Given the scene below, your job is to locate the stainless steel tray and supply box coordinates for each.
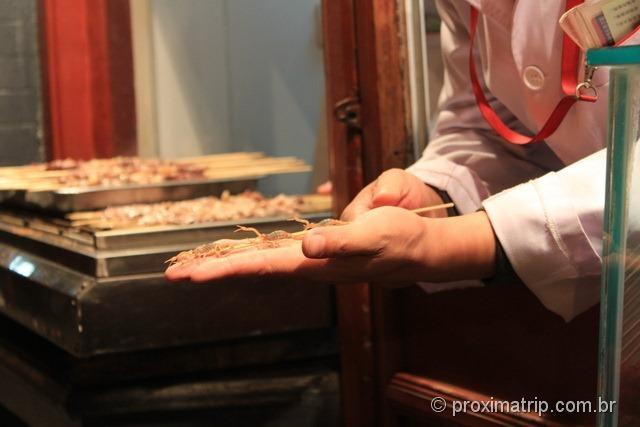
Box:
[70,214,329,251]
[0,212,329,277]
[0,241,333,357]
[1,177,258,213]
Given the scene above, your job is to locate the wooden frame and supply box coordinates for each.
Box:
[321,1,371,425]
[323,0,410,425]
[40,0,137,160]
[353,0,412,181]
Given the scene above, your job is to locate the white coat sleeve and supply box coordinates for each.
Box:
[482,151,604,321]
[408,0,603,321]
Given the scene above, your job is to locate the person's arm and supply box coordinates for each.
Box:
[409,0,604,320]
[482,150,604,321]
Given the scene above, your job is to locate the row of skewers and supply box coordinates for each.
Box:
[0,152,310,192]
[65,191,332,230]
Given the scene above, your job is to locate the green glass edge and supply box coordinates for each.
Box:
[598,68,632,427]
[587,45,640,67]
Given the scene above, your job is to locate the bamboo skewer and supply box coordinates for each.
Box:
[201,158,310,173]
[284,202,455,239]
[66,211,106,220]
[69,219,116,228]
[0,152,264,176]
[0,181,62,191]
[0,164,48,175]
[411,203,454,215]
[0,166,310,189]
[207,156,304,165]
[3,169,81,180]
[67,203,454,239]
[173,152,264,164]
[67,201,454,229]
[0,156,304,180]
[261,202,450,250]
[203,165,311,179]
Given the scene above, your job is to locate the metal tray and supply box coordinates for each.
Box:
[1,177,258,213]
[0,241,333,357]
[70,214,329,251]
[0,212,329,277]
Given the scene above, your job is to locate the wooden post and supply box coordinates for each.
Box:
[354,0,411,182]
[322,0,375,425]
[322,0,410,425]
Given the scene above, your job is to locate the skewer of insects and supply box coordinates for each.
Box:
[166,202,454,267]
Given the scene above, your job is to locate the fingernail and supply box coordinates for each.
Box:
[305,233,326,257]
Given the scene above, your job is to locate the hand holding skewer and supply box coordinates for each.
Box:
[162,201,496,286]
[166,202,454,267]
[165,168,496,286]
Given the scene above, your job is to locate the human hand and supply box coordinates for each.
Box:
[164,207,496,285]
[341,168,446,221]
[316,180,332,195]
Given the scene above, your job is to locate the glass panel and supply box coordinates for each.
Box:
[587,46,640,427]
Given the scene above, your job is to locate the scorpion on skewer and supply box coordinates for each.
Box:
[166,217,348,266]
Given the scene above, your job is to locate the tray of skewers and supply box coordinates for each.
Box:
[0,153,310,213]
[0,190,332,251]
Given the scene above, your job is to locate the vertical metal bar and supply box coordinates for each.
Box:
[404,0,429,162]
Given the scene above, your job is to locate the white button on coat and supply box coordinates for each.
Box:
[523,65,546,91]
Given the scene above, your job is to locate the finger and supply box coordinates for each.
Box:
[190,256,255,283]
[174,238,407,284]
[341,199,370,221]
[341,185,374,221]
[370,169,410,208]
[165,259,202,281]
[301,221,382,259]
[189,244,317,283]
[316,181,332,195]
[190,249,385,284]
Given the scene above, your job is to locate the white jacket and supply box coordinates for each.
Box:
[408,0,640,321]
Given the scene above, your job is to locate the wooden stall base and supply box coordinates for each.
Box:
[0,315,340,426]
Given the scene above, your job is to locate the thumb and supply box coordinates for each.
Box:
[301,224,380,259]
[370,169,409,208]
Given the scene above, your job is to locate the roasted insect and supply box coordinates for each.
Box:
[166,217,348,266]
[49,157,208,187]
